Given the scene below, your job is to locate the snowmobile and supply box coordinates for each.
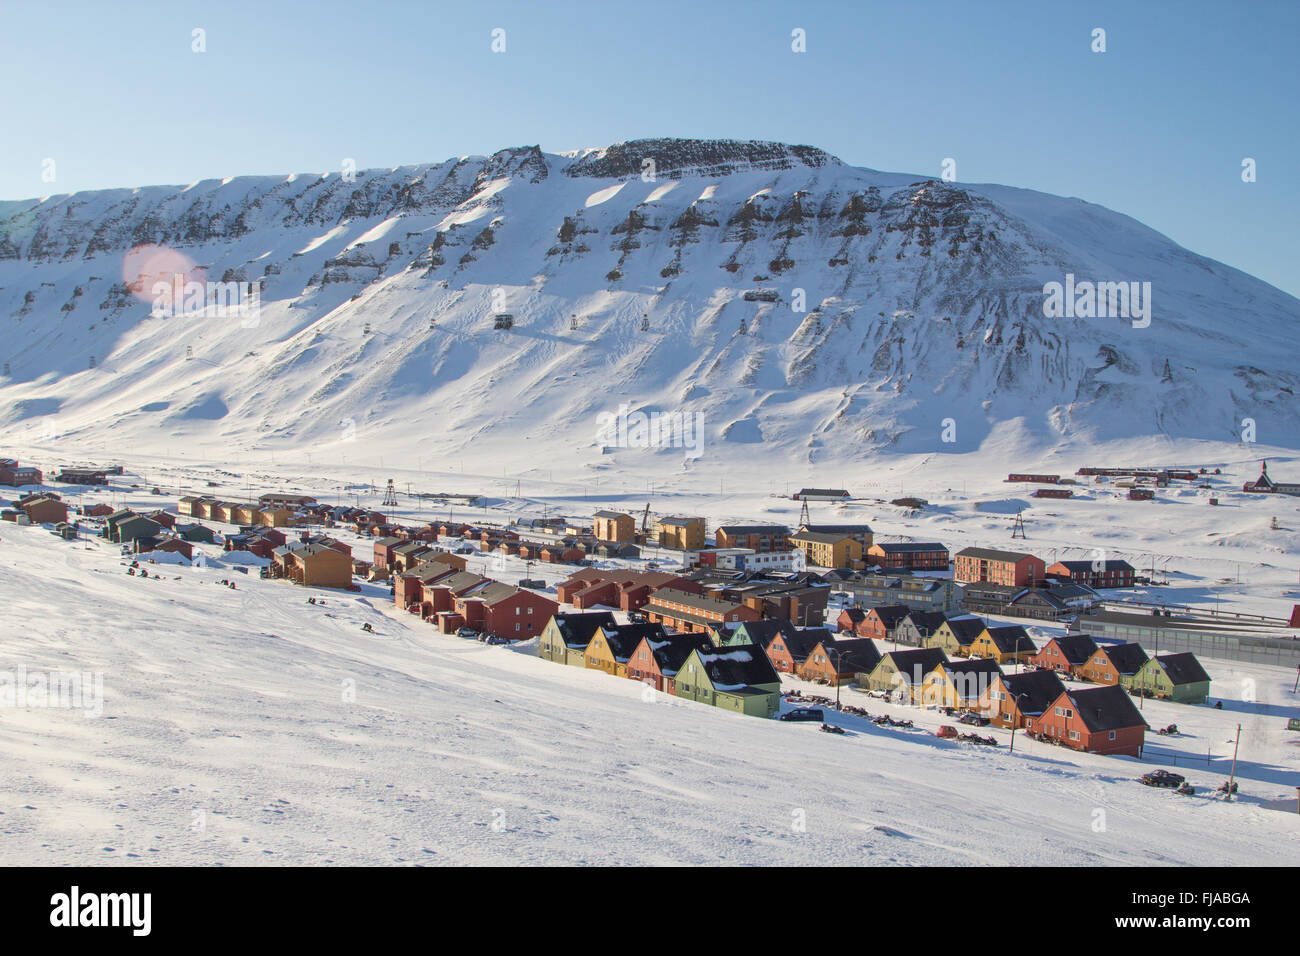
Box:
[1175,783,1195,795]
[1156,724,1179,736]
[1216,780,1239,795]
[819,723,846,735]
[361,622,375,633]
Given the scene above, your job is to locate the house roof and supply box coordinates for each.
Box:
[1051,559,1137,573]
[801,523,873,535]
[1148,652,1212,686]
[796,488,849,497]
[790,530,856,545]
[691,642,779,690]
[596,623,663,661]
[641,632,713,674]
[981,625,1036,654]
[941,657,1002,679]
[592,510,632,520]
[838,607,867,624]
[816,637,881,674]
[880,647,948,683]
[1100,642,1150,675]
[657,516,703,527]
[871,541,948,553]
[645,587,745,617]
[956,547,1037,563]
[998,670,1067,715]
[1062,685,1149,732]
[717,524,789,535]
[552,611,619,649]
[1046,633,1100,664]
[941,616,987,643]
[902,610,948,633]
[868,604,912,628]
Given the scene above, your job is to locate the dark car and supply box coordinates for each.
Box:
[959,711,990,726]
[485,635,510,646]
[1140,769,1186,788]
[779,707,825,722]
[456,627,479,638]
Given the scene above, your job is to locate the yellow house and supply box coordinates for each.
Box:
[789,530,863,569]
[234,503,263,525]
[920,659,1003,710]
[656,516,706,550]
[967,624,1036,664]
[927,616,986,657]
[584,624,644,678]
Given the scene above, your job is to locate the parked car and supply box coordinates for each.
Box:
[456,627,479,638]
[485,636,510,646]
[779,707,825,722]
[1140,769,1186,788]
[959,711,990,726]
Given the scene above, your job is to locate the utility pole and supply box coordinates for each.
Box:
[1226,724,1241,802]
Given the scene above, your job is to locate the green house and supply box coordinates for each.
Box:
[673,641,781,718]
[537,611,618,667]
[1131,653,1212,704]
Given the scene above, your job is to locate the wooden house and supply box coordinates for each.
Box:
[865,541,950,571]
[922,658,1002,710]
[892,610,948,648]
[926,616,986,657]
[538,613,618,665]
[855,604,911,642]
[979,670,1068,729]
[655,516,706,550]
[673,642,781,718]
[1075,642,1149,686]
[1031,634,1100,676]
[715,524,791,553]
[1028,685,1148,757]
[968,624,1036,664]
[18,493,68,525]
[789,530,862,569]
[625,630,713,693]
[592,510,636,543]
[864,647,949,700]
[1130,653,1212,704]
[642,587,760,634]
[586,622,665,678]
[1045,559,1136,590]
[798,637,882,685]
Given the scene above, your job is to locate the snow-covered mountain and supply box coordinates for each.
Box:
[1,138,1297,467]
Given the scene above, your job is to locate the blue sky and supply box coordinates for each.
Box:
[3,0,1296,296]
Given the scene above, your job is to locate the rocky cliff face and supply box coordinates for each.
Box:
[0,138,1296,465]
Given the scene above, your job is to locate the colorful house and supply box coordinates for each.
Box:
[1075,642,1149,686]
[592,511,636,543]
[866,541,950,571]
[1028,685,1148,757]
[892,610,948,648]
[863,647,949,700]
[799,637,882,685]
[979,669,1068,728]
[927,616,986,657]
[1031,634,1100,676]
[538,611,619,666]
[586,622,668,679]
[968,624,1036,664]
[921,658,1002,710]
[625,631,713,693]
[673,642,781,718]
[1130,653,1212,704]
[642,587,760,634]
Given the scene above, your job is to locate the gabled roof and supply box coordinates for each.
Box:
[1148,652,1211,686]
[980,625,1036,654]
[642,631,713,675]
[796,488,850,497]
[956,547,1036,563]
[902,610,948,633]
[871,541,948,553]
[551,611,619,649]
[867,604,912,628]
[1061,685,1149,732]
[1050,559,1137,573]
[1045,633,1099,664]
[691,642,780,690]
[838,607,867,624]
[940,616,986,644]
[815,637,881,674]
[592,510,633,520]
[879,647,948,683]
[1099,642,1150,675]
[596,623,663,661]
[716,523,789,535]
[940,657,1002,679]
[998,670,1067,716]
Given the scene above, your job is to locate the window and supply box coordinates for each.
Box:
[1109,731,1117,740]
[1068,730,1080,741]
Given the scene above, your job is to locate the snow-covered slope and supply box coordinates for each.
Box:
[1,138,1297,467]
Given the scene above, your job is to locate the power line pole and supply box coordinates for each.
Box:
[1226,724,1241,802]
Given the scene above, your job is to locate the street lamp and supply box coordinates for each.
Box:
[1008,691,1030,754]
[824,646,847,712]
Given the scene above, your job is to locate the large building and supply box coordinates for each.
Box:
[865,541,949,571]
[1045,559,1136,590]
[655,516,706,550]
[643,587,761,634]
[714,524,790,552]
[789,530,862,569]
[827,570,962,615]
[0,459,42,487]
[953,547,1045,588]
[592,511,636,543]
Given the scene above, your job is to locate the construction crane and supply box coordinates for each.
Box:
[641,503,651,541]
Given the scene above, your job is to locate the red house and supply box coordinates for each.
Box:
[954,547,1045,588]
[453,581,558,640]
[836,607,866,634]
[1027,685,1148,757]
[854,604,911,641]
[1031,633,1100,676]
